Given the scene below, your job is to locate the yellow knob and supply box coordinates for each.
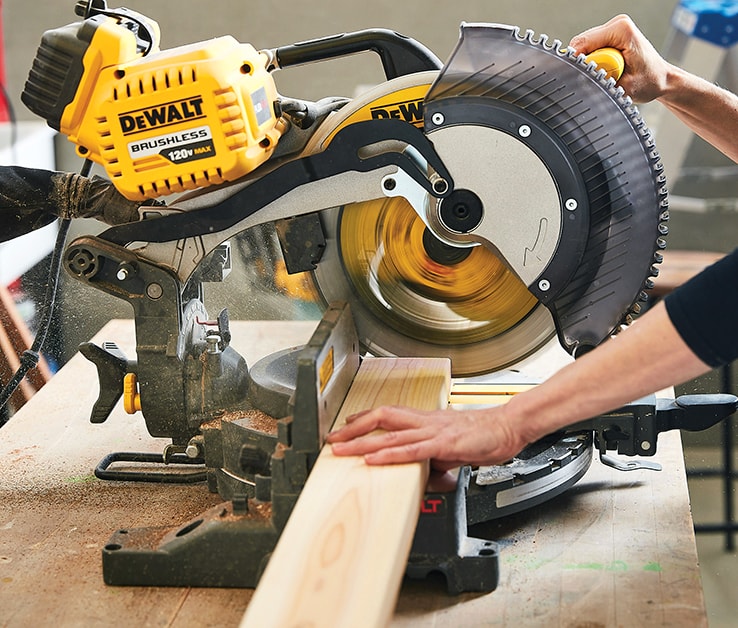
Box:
[585,47,625,81]
[123,372,142,414]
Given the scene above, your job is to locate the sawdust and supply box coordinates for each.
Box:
[272,442,287,460]
[110,525,171,550]
[220,408,278,435]
[202,409,277,436]
[200,415,222,431]
[247,500,272,520]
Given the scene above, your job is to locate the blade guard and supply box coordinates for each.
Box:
[423,23,667,356]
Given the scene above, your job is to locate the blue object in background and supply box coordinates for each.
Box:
[673,0,738,46]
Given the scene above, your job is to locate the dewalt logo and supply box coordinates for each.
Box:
[370,98,424,126]
[119,97,205,135]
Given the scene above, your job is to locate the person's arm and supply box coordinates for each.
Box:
[328,301,711,470]
[329,15,732,470]
[569,14,738,163]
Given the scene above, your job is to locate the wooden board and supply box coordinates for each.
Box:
[448,382,538,405]
[242,357,451,628]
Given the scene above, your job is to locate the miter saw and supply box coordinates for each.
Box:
[19,1,737,593]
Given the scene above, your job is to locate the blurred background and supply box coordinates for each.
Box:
[1,0,737,624]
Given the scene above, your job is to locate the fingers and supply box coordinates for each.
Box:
[567,14,669,103]
[327,406,427,443]
[328,406,444,464]
[568,14,635,55]
[330,425,434,457]
[327,405,529,469]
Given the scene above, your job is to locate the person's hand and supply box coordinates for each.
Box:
[569,14,673,103]
[327,405,531,471]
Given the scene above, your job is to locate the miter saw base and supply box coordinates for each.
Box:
[99,302,501,593]
[101,468,501,594]
[92,303,738,593]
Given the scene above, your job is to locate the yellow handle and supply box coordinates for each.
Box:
[123,372,142,414]
[584,47,625,81]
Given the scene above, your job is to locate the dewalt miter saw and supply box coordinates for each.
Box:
[20,0,737,593]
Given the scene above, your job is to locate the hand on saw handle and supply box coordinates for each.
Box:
[0,166,143,244]
[329,300,715,470]
[569,14,669,104]
[570,14,738,164]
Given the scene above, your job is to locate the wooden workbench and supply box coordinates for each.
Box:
[0,320,707,627]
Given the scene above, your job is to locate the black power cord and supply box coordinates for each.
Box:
[0,160,92,415]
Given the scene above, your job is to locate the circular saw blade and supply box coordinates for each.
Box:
[314,204,556,376]
[423,24,668,355]
[338,195,540,343]
[305,21,667,375]
[305,72,557,376]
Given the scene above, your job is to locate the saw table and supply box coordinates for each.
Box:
[0,319,706,627]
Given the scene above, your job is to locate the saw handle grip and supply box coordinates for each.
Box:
[584,47,625,81]
[656,393,738,433]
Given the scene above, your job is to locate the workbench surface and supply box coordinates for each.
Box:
[0,320,706,627]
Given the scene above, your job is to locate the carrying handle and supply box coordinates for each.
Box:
[273,28,442,79]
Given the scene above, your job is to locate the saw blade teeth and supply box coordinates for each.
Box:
[521,28,537,45]
[572,51,590,67]
[537,33,553,50]
[501,22,669,337]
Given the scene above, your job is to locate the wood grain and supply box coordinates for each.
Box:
[241,356,451,628]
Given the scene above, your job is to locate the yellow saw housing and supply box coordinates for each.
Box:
[22,10,284,201]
